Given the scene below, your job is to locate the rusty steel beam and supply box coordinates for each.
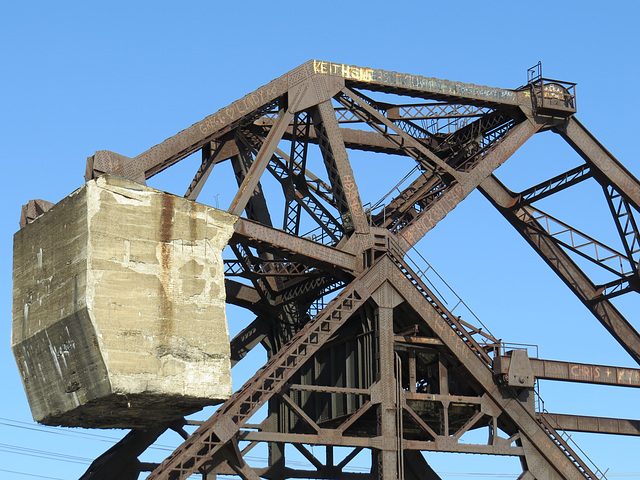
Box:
[313,100,370,235]
[209,131,338,214]
[265,102,490,124]
[540,413,640,436]
[19,199,54,228]
[229,242,276,305]
[397,118,543,252]
[229,108,293,216]
[338,88,459,178]
[185,139,233,200]
[402,440,522,456]
[495,356,640,387]
[128,85,285,181]
[323,126,403,155]
[255,116,408,156]
[394,335,444,348]
[602,183,640,277]
[310,60,525,107]
[272,277,339,317]
[403,391,483,405]
[225,279,262,309]
[230,316,271,367]
[386,103,491,121]
[230,138,274,226]
[282,123,405,155]
[371,173,442,230]
[517,164,592,206]
[525,206,635,277]
[225,259,317,278]
[241,130,344,243]
[481,174,640,366]
[561,117,640,209]
[181,126,396,205]
[80,423,174,480]
[283,112,311,236]
[232,218,359,274]
[288,384,369,396]
[237,430,524,456]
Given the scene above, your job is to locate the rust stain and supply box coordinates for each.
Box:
[159,194,175,341]
[189,201,198,241]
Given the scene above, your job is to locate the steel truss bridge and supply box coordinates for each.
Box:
[45,60,640,479]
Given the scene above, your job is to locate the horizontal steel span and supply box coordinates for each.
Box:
[232,217,359,274]
[309,59,524,105]
[496,356,640,387]
[540,413,640,436]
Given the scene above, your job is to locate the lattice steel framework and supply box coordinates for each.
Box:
[32,60,640,479]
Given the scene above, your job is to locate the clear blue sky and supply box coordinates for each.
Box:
[1,1,639,478]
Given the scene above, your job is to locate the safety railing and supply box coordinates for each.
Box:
[534,385,608,479]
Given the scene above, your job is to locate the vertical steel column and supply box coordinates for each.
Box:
[408,351,417,393]
[438,356,449,436]
[266,402,285,480]
[372,282,402,480]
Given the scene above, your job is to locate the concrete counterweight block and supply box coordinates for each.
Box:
[12,175,237,428]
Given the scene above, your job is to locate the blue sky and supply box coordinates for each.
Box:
[1,1,639,478]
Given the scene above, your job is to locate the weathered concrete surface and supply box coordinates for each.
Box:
[12,175,237,428]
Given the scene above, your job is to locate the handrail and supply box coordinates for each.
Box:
[404,246,498,344]
[500,342,539,358]
[534,385,608,479]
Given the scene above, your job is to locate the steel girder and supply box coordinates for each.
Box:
[71,61,640,479]
[480,176,640,365]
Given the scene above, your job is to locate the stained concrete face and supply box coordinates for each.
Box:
[12,175,237,428]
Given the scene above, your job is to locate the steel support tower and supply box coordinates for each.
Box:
[30,60,640,479]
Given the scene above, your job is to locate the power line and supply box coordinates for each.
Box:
[0,442,93,465]
[1,416,636,478]
[0,417,120,443]
[0,417,176,451]
[0,469,64,480]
